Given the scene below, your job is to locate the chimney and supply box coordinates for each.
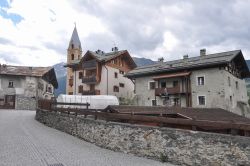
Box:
[112,47,118,52]
[200,49,206,56]
[183,55,189,59]
[158,57,164,63]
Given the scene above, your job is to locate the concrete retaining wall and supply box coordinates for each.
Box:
[36,109,250,166]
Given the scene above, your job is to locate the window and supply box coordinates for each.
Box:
[149,81,156,90]
[46,85,52,93]
[71,54,74,60]
[119,70,124,75]
[152,99,157,106]
[197,76,204,85]
[161,82,166,88]
[78,85,83,93]
[113,86,119,92]
[8,81,14,88]
[173,81,179,87]
[174,98,179,106]
[236,81,238,89]
[230,96,232,104]
[71,44,74,49]
[198,96,205,105]
[79,72,83,79]
[119,83,125,88]
[68,92,73,95]
[114,72,118,78]
[228,77,231,86]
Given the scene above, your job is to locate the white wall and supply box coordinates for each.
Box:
[97,66,134,99]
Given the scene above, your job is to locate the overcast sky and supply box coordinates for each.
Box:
[1,0,250,66]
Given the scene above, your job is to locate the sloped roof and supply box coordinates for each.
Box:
[68,26,81,50]
[104,105,250,124]
[88,50,127,62]
[81,50,137,68]
[126,50,249,78]
[0,65,58,88]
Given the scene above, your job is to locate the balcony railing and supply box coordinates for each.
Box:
[82,75,97,84]
[82,90,100,95]
[82,59,97,69]
[155,86,184,96]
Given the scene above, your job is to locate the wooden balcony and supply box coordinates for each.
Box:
[82,75,97,84]
[82,59,97,69]
[155,86,184,96]
[82,90,100,95]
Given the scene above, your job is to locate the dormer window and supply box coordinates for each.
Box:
[71,44,74,49]
[71,54,74,60]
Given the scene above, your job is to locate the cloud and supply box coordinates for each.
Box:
[1,0,250,67]
[71,0,250,60]
[0,37,13,45]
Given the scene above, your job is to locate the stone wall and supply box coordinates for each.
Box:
[16,95,36,110]
[36,109,250,166]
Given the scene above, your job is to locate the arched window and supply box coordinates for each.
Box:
[71,54,74,60]
[71,44,74,49]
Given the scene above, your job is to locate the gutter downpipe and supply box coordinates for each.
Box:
[104,65,108,95]
[74,67,76,95]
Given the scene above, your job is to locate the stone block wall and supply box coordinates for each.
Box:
[36,109,250,166]
[16,95,36,110]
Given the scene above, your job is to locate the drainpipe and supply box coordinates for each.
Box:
[74,68,76,95]
[104,65,108,95]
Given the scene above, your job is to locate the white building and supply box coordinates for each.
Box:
[0,65,58,110]
[65,27,136,102]
[126,49,250,117]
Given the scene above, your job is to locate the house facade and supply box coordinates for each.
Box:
[126,49,250,117]
[0,65,58,110]
[65,27,136,101]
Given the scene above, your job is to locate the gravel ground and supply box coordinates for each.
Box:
[0,110,174,166]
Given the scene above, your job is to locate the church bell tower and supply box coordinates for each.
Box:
[66,25,82,95]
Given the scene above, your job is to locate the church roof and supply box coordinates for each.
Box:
[68,26,81,50]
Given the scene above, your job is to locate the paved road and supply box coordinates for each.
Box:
[0,110,173,166]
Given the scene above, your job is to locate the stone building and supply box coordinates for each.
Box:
[0,65,58,110]
[126,49,250,117]
[65,26,136,101]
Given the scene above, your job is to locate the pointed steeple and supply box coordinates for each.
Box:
[68,25,82,50]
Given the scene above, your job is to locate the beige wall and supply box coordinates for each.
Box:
[134,67,250,117]
[0,75,54,99]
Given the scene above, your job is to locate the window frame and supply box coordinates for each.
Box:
[197,95,206,106]
[148,81,156,90]
[119,83,125,88]
[235,81,239,90]
[79,72,83,79]
[228,76,231,86]
[8,80,14,88]
[196,76,205,86]
[173,80,179,87]
[151,99,157,106]
[114,72,118,78]
[113,86,119,92]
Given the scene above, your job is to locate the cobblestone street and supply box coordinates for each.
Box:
[0,110,172,166]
